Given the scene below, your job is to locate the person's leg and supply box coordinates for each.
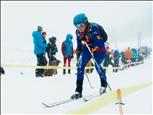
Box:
[63,57,67,74]
[68,57,71,74]
[36,54,45,77]
[43,56,48,76]
[94,53,108,95]
[71,50,91,99]
[94,53,107,88]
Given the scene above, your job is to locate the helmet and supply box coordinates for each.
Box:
[49,36,56,42]
[73,13,88,26]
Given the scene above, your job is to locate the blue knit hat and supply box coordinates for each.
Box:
[73,13,88,26]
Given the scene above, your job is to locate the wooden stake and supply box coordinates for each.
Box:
[116,89,124,115]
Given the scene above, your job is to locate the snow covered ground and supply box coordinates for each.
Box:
[1,1,152,115]
[1,56,152,114]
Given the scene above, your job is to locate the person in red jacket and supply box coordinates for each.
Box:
[61,34,73,74]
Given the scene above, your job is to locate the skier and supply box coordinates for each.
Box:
[32,26,47,77]
[61,34,74,74]
[71,13,108,99]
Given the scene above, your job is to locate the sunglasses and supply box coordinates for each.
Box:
[76,23,84,29]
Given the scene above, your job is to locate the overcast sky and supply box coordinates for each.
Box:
[1,1,152,50]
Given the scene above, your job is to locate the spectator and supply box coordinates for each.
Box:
[32,26,47,77]
[0,67,5,75]
[45,36,60,76]
[61,34,73,74]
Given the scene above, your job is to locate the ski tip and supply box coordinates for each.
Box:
[41,102,50,107]
[83,98,88,102]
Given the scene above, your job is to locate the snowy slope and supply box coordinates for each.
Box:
[1,56,152,114]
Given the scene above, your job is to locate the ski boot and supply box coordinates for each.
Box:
[100,79,107,95]
[71,79,83,99]
[68,69,71,74]
[99,86,106,95]
[36,73,44,77]
[71,92,82,99]
[63,69,66,75]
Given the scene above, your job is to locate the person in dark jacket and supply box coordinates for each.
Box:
[32,26,47,77]
[0,67,5,75]
[103,46,114,73]
[61,34,73,74]
[44,36,60,76]
[46,37,58,61]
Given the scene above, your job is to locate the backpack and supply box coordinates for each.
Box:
[89,23,108,42]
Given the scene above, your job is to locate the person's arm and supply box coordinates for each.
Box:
[61,42,66,57]
[71,43,74,58]
[76,30,82,60]
[37,33,47,49]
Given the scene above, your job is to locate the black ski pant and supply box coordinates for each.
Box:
[35,54,47,75]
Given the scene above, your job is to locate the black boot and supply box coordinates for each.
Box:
[71,79,83,99]
[68,69,71,74]
[63,69,66,75]
[100,79,107,88]
[99,79,107,95]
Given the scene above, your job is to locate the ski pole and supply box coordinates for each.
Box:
[77,55,93,89]
[83,41,112,91]
[85,72,93,89]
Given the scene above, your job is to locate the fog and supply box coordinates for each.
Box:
[1,1,152,52]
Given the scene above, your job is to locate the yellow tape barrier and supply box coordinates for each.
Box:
[2,61,143,70]
[69,82,152,114]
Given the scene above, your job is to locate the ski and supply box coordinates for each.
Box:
[42,98,73,108]
[83,92,107,102]
[42,94,93,108]
[83,94,101,101]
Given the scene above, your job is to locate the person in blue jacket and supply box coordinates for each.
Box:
[131,48,138,63]
[113,50,120,72]
[61,34,74,74]
[71,13,108,99]
[32,26,47,77]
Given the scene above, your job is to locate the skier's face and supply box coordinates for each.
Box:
[76,23,86,32]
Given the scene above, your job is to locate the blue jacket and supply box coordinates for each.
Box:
[76,23,107,59]
[32,31,46,55]
[114,50,120,63]
[62,34,73,57]
[132,48,138,59]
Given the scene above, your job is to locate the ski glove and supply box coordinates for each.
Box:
[91,46,103,53]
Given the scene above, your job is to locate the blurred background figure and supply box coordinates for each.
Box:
[0,67,5,75]
[32,26,47,77]
[45,36,60,76]
[61,34,73,75]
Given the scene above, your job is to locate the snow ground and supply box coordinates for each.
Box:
[1,56,152,114]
